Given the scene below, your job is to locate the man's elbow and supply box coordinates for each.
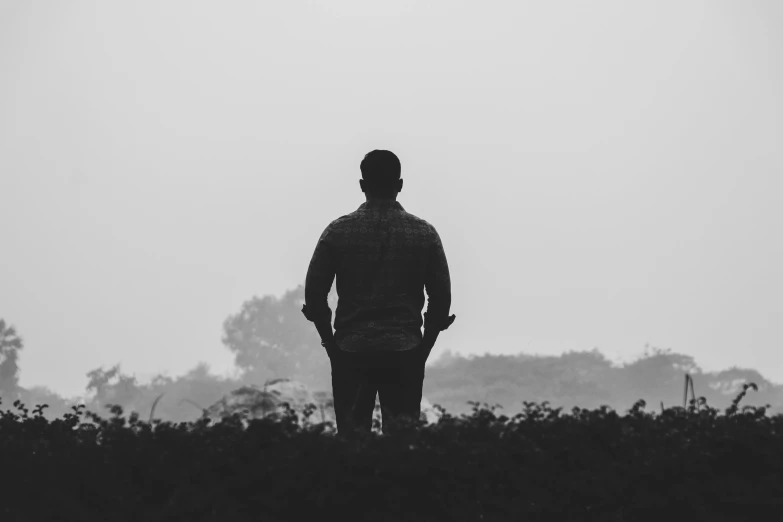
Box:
[301,303,315,322]
[302,295,331,324]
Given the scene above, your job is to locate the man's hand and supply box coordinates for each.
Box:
[420,314,455,364]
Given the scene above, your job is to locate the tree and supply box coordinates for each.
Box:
[85,364,143,410]
[614,345,702,407]
[0,319,24,399]
[221,284,337,390]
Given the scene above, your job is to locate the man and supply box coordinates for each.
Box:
[301,149,455,438]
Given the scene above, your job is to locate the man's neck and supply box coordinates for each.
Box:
[365,196,397,204]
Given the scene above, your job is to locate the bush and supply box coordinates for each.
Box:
[1,384,781,521]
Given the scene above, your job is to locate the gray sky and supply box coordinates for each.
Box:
[1,1,781,400]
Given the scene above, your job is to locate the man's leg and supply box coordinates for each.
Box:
[330,353,378,438]
[375,352,426,435]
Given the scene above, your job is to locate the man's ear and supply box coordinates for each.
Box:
[360,179,366,193]
[398,178,403,193]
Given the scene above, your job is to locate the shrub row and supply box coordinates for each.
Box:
[0,384,781,522]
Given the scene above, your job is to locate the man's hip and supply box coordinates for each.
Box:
[327,344,428,369]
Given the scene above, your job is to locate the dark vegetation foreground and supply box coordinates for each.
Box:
[1,384,781,522]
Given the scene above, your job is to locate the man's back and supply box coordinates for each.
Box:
[303,199,452,354]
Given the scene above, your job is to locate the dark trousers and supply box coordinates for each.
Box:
[329,347,426,438]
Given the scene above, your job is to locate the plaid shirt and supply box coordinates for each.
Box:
[302,199,454,353]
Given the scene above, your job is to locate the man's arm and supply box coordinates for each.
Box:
[422,229,456,353]
[302,226,336,350]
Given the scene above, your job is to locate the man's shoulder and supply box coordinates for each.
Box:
[399,211,439,236]
[324,206,439,236]
[323,211,355,228]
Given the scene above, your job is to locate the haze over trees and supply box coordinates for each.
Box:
[1,286,781,425]
[0,319,24,401]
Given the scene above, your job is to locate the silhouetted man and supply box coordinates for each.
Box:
[302,149,455,438]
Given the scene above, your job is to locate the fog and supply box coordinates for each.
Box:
[0,1,781,401]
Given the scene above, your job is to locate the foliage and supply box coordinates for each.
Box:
[220,284,337,391]
[4,292,783,517]
[422,346,783,420]
[1,385,781,521]
[0,318,24,399]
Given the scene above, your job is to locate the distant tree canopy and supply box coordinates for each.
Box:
[617,346,702,398]
[85,364,143,407]
[4,288,782,426]
[0,319,24,398]
[221,284,337,389]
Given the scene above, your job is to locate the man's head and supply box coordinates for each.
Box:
[359,150,403,200]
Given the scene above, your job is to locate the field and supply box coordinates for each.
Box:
[1,383,781,522]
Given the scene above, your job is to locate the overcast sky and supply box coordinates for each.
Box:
[1,1,781,400]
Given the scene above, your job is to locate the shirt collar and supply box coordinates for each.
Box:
[357,200,405,212]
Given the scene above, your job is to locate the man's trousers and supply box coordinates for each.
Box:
[328,347,427,437]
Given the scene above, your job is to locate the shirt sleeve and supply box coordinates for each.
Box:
[302,225,336,325]
[423,229,455,332]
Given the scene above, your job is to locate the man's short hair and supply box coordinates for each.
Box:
[361,150,401,197]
